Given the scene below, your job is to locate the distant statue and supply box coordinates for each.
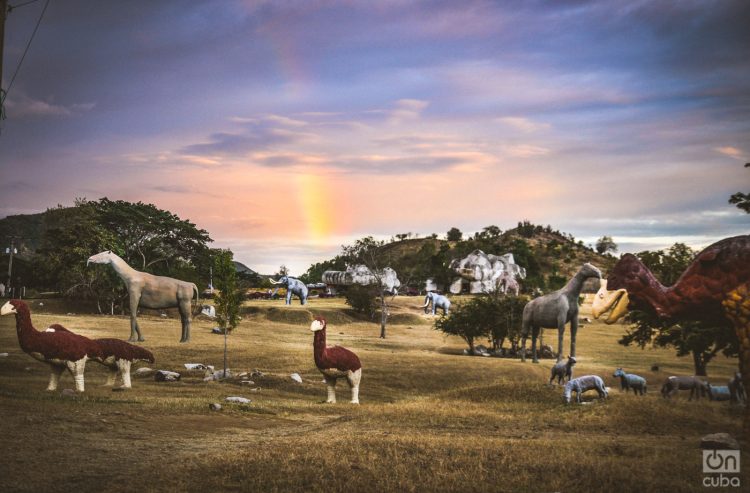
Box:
[87,251,199,343]
[0,282,5,297]
[422,291,451,316]
[269,276,308,305]
[322,265,401,295]
[449,249,525,294]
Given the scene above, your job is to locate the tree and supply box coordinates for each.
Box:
[595,236,618,255]
[341,236,395,338]
[446,227,463,242]
[344,284,379,318]
[276,265,289,276]
[434,298,487,353]
[728,163,750,213]
[214,250,243,333]
[620,243,735,375]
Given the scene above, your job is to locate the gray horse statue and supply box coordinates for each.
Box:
[270,276,309,305]
[520,263,601,363]
[423,291,450,315]
[87,251,199,343]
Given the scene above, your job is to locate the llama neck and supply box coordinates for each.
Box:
[562,271,588,300]
[14,305,40,350]
[313,329,327,367]
[109,254,138,280]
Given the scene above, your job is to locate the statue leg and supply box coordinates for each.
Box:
[347,368,362,404]
[117,359,132,389]
[179,300,191,343]
[285,292,292,305]
[569,317,579,359]
[325,376,337,403]
[129,296,143,342]
[66,357,87,392]
[47,365,64,391]
[556,321,565,362]
[531,328,539,364]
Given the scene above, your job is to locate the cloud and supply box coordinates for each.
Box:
[497,116,551,133]
[504,144,550,158]
[4,93,95,118]
[386,99,429,124]
[715,146,745,160]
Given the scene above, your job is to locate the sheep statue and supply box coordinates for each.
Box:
[612,368,647,395]
[729,372,747,403]
[549,356,576,385]
[660,376,709,400]
[563,375,608,404]
[1,300,103,392]
[310,317,362,404]
[707,384,732,402]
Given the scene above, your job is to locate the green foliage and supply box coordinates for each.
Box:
[213,250,243,333]
[446,227,463,241]
[620,242,734,376]
[299,255,346,285]
[434,294,527,352]
[343,284,379,318]
[728,163,750,213]
[595,236,617,255]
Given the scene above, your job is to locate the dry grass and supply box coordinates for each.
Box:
[0,296,747,492]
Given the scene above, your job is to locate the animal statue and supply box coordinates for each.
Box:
[449,250,526,294]
[269,276,309,305]
[520,263,602,363]
[423,291,451,316]
[563,375,608,404]
[729,372,747,403]
[660,376,709,400]
[591,236,750,438]
[493,270,520,296]
[707,384,732,402]
[1,300,103,392]
[612,368,647,395]
[310,317,362,404]
[322,265,401,295]
[549,355,576,385]
[87,251,199,343]
[93,338,155,389]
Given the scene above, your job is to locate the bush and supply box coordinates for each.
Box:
[344,285,379,319]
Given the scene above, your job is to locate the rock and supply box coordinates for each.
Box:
[204,369,232,381]
[24,367,33,372]
[250,387,261,392]
[134,367,154,376]
[700,433,740,450]
[61,389,76,397]
[225,396,251,404]
[201,305,216,318]
[237,372,249,378]
[38,302,44,307]
[209,403,222,411]
[251,369,265,378]
[0,352,8,357]
[462,348,470,355]
[154,370,181,382]
[160,313,168,318]
[240,380,255,385]
[290,373,303,384]
[211,327,226,334]
[184,363,209,370]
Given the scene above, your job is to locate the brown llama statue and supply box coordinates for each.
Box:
[310,317,362,404]
[1,300,103,392]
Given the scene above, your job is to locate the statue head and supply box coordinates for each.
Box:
[613,368,625,378]
[87,250,116,267]
[580,263,602,280]
[310,317,326,332]
[562,382,573,404]
[270,276,289,286]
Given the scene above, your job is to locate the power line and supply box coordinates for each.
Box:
[8,0,43,11]
[1,0,51,106]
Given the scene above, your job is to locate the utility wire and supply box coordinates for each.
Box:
[1,0,51,106]
[8,0,43,11]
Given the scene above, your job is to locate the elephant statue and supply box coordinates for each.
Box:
[423,291,451,316]
[270,276,309,305]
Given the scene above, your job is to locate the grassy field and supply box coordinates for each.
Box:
[0,296,746,492]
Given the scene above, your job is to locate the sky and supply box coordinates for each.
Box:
[1,0,748,275]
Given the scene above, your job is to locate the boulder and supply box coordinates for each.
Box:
[290,373,303,383]
[251,369,265,378]
[225,396,251,404]
[154,370,181,382]
[0,352,8,357]
[134,367,154,377]
[700,433,740,450]
[209,403,222,411]
[204,369,232,381]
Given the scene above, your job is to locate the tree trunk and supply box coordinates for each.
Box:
[379,296,387,339]
[692,350,707,376]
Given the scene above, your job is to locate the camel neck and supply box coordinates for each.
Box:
[562,271,587,300]
[109,255,137,279]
